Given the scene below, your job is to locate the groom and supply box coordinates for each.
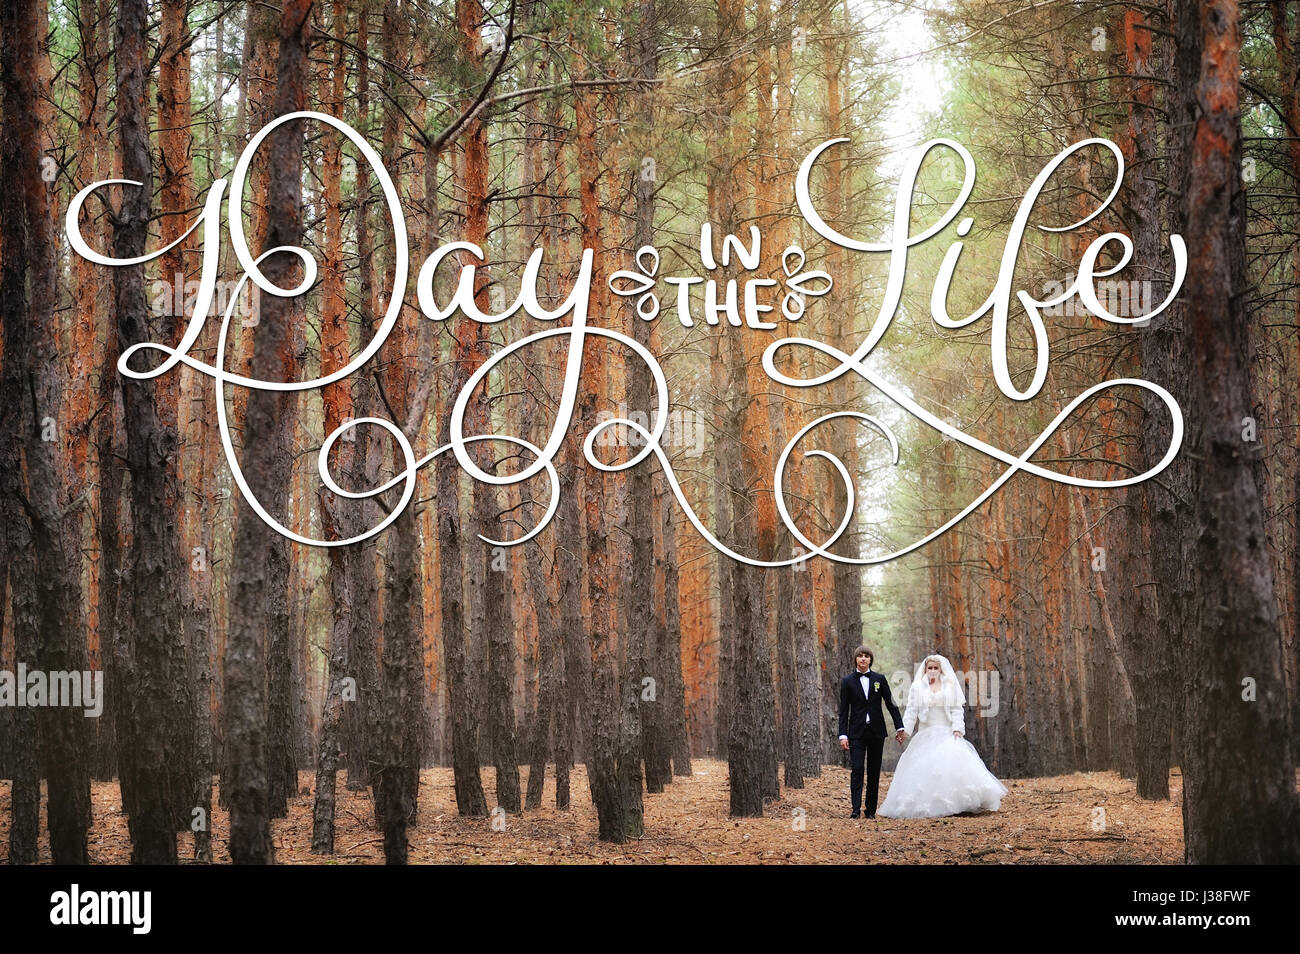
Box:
[838,646,904,818]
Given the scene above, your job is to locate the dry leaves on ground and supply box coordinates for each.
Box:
[0,758,1222,864]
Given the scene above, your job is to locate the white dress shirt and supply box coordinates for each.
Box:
[839,668,875,742]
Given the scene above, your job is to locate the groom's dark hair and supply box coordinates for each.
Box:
[854,646,873,666]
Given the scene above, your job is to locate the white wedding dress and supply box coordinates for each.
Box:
[878,656,1007,819]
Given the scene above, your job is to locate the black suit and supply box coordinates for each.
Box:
[838,669,904,816]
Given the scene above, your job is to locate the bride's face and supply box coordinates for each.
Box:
[925,660,941,683]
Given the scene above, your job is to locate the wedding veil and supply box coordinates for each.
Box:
[906,653,965,710]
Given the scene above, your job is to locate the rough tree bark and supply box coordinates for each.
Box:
[1122,5,1176,800]
[342,2,382,794]
[574,43,631,841]
[311,0,352,854]
[431,0,492,819]
[112,0,197,865]
[224,0,311,864]
[0,0,92,865]
[1172,0,1300,863]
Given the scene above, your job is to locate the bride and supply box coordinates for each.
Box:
[878,654,1008,818]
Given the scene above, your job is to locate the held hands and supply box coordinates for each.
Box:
[895,730,905,746]
[953,731,963,740]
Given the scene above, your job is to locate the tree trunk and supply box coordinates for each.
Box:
[0,0,89,862]
[344,1,380,793]
[111,0,197,865]
[1172,0,1300,863]
[629,0,665,801]
[1270,0,1300,772]
[311,0,353,853]
[225,0,311,864]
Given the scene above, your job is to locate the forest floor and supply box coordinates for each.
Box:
[0,759,1240,864]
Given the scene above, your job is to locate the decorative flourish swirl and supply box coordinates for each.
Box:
[762,336,1183,564]
[62,109,1186,566]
